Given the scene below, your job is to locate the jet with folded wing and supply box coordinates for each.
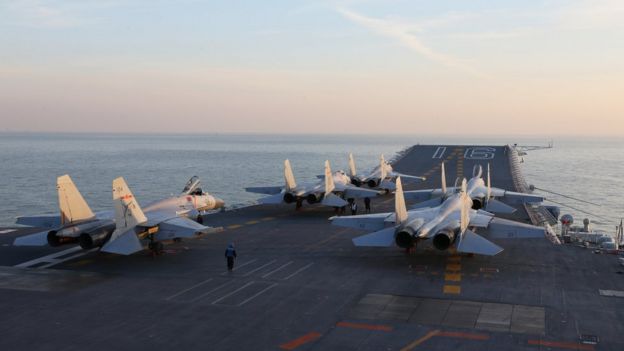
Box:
[404,163,544,214]
[246,159,382,209]
[330,177,545,256]
[14,175,225,255]
[348,153,425,191]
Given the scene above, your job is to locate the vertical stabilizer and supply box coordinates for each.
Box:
[57,175,95,225]
[324,160,335,194]
[380,154,388,180]
[395,177,408,224]
[486,163,492,200]
[284,159,297,191]
[441,162,447,195]
[348,153,357,177]
[460,179,469,233]
[112,177,147,231]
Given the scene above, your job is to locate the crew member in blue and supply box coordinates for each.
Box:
[225,243,237,271]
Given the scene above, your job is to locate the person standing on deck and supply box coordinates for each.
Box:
[225,243,237,271]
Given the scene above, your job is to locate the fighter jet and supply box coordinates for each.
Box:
[330,177,545,256]
[348,153,426,191]
[14,175,224,254]
[404,163,544,213]
[246,159,382,209]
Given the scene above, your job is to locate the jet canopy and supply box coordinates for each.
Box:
[182,176,203,195]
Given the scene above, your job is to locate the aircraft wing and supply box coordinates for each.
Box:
[16,214,60,229]
[154,217,221,241]
[330,213,391,231]
[482,217,546,239]
[13,230,49,246]
[245,186,283,195]
[502,191,544,204]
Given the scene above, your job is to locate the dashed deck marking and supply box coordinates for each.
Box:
[528,339,595,351]
[211,281,255,305]
[260,217,276,221]
[400,330,440,351]
[283,263,314,280]
[446,263,461,271]
[336,321,393,332]
[444,273,461,282]
[245,220,259,225]
[242,259,277,277]
[220,259,258,275]
[189,281,234,303]
[226,224,243,230]
[237,283,277,306]
[443,285,461,294]
[279,332,322,350]
[14,246,97,269]
[262,261,293,278]
[165,278,214,300]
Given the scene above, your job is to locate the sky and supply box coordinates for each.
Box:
[1,0,623,136]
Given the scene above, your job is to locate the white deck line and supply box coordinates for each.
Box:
[189,281,234,303]
[283,263,314,280]
[220,259,258,275]
[237,283,277,307]
[165,278,214,301]
[242,260,277,277]
[261,261,293,278]
[14,246,83,268]
[211,281,255,305]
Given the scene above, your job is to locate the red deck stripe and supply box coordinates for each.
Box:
[336,321,393,332]
[528,339,595,351]
[279,332,322,350]
[437,331,490,341]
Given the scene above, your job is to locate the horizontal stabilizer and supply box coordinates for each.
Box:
[330,213,389,231]
[245,186,283,195]
[101,229,143,255]
[403,190,435,202]
[13,231,48,246]
[485,199,517,214]
[409,197,443,210]
[456,229,503,256]
[343,187,382,199]
[16,215,60,229]
[154,217,216,241]
[502,192,544,204]
[258,193,285,204]
[394,173,426,181]
[352,227,395,247]
[379,179,396,191]
[321,193,348,207]
[485,218,546,239]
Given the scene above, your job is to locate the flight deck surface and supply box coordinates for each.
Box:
[1,145,623,350]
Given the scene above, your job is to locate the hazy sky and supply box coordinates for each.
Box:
[1,0,623,135]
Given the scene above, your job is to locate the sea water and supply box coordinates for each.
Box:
[0,133,622,234]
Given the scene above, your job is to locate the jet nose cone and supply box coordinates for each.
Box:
[214,197,225,209]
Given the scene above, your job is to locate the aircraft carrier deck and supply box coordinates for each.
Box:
[1,145,623,351]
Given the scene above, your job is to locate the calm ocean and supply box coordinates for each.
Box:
[0,133,621,233]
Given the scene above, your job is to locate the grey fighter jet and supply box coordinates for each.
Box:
[404,163,544,213]
[330,177,545,256]
[14,175,224,254]
[246,159,382,209]
[348,153,426,191]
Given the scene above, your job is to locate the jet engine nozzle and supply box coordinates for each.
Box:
[395,227,415,248]
[351,177,362,187]
[47,230,77,247]
[432,229,457,251]
[306,193,321,204]
[471,197,484,210]
[79,229,113,249]
[367,179,380,188]
[283,193,296,204]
